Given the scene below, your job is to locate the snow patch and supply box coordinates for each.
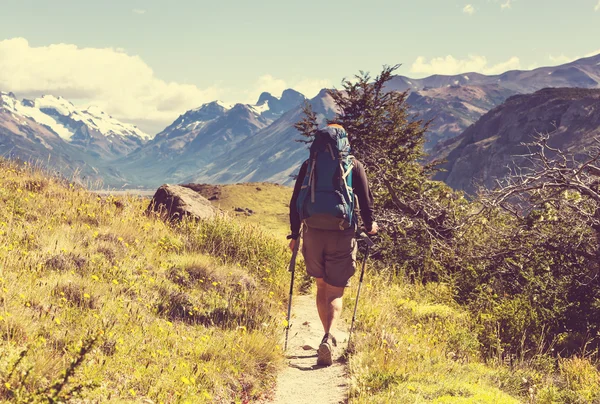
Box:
[2,95,74,139]
[463,75,470,81]
[250,100,270,115]
[192,100,233,112]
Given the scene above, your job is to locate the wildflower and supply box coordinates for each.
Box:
[91,275,99,281]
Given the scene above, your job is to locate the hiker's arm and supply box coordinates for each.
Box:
[353,161,375,232]
[289,161,308,239]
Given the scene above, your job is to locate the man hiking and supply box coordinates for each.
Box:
[288,123,377,366]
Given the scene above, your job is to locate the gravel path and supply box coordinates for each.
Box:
[273,294,349,404]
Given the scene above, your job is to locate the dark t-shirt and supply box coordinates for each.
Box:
[289,159,375,236]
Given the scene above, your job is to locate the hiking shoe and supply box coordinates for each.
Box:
[317,333,337,366]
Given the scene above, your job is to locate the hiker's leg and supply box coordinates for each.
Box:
[327,283,345,334]
[316,278,345,334]
[316,277,328,330]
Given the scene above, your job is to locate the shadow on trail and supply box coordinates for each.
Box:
[285,354,318,360]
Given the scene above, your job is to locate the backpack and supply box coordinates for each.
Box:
[296,124,356,231]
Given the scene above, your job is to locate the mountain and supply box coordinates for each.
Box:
[180,89,338,185]
[0,91,147,185]
[1,92,149,159]
[2,54,600,189]
[388,54,600,93]
[407,85,517,148]
[432,87,600,194]
[115,90,308,186]
[394,54,600,147]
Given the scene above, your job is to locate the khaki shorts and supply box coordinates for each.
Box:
[301,226,357,287]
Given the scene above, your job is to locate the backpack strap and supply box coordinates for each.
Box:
[342,157,354,198]
[309,158,316,203]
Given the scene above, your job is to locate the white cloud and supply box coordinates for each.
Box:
[0,38,333,134]
[293,78,332,99]
[132,9,146,14]
[463,4,475,15]
[548,54,576,65]
[585,48,600,57]
[595,0,600,11]
[241,74,331,104]
[501,0,513,9]
[410,54,521,76]
[0,38,224,134]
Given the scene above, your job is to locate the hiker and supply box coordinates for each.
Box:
[288,124,377,366]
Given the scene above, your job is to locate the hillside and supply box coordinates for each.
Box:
[2,158,599,402]
[182,182,292,237]
[3,55,600,190]
[0,159,290,402]
[433,87,600,194]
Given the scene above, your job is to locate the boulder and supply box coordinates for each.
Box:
[147,184,216,221]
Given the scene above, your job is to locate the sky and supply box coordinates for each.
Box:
[1,0,599,135]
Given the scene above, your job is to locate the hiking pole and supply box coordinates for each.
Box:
[348,231,375,349]
[284,234,300,351]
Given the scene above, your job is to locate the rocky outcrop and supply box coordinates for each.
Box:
[147,184,216,221]
[432,88,600,194]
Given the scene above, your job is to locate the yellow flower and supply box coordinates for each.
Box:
[55,318,61,325]
[91,275,99,281]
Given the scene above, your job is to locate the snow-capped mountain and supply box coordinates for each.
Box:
[115,90,307,185]
[0,92,149,159]
[2,54,600,189]
[181,89,337,185]
[0,91,146,186]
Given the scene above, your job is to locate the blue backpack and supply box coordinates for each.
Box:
[296,124,356,230]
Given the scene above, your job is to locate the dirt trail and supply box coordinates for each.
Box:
[273,294,349,404]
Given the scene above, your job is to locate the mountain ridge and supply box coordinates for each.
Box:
[1,54,600,188]
[432,87,600,194]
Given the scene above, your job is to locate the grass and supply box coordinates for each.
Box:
[0,159,291,403]
[345,271,600,403]
[186,182,292,238]
[2,157,599,403]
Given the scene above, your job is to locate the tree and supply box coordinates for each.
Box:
[326,65,467,275]
[463,133,600,356]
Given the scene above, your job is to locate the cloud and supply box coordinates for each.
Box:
[410,54,521,76]
[585,48,600,57]
[501,0,513,9]
[548,54,576,65]
[132,9,146,14]
[463,4,475,15]
[595,0,600,11]
[0,38,334,134]
[241,74,331,104]
[0,38,224,134]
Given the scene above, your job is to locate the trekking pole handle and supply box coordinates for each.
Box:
[357,231,375,248]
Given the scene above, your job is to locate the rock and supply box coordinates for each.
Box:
[147,184,216,221]
[234,207,245,213]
